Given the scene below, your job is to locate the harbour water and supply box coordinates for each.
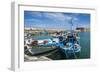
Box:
[79,32,90,59]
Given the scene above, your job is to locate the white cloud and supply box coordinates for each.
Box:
[43,13,66,21]
[43,12,79,24]
[26,12,79,25]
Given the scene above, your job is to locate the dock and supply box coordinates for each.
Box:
[24,55,52,61]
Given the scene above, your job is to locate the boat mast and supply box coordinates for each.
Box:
[70,17,74,34]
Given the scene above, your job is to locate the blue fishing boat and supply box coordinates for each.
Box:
[58,34,81,59]
[57,18,81,59]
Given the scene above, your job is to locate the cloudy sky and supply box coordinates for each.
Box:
[24,11,90,30]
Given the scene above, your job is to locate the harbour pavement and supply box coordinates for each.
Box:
[24,54,52,61]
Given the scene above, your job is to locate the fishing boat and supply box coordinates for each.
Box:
[57,17,81,59]
[24,37,59,56]
[58,34,81,59]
